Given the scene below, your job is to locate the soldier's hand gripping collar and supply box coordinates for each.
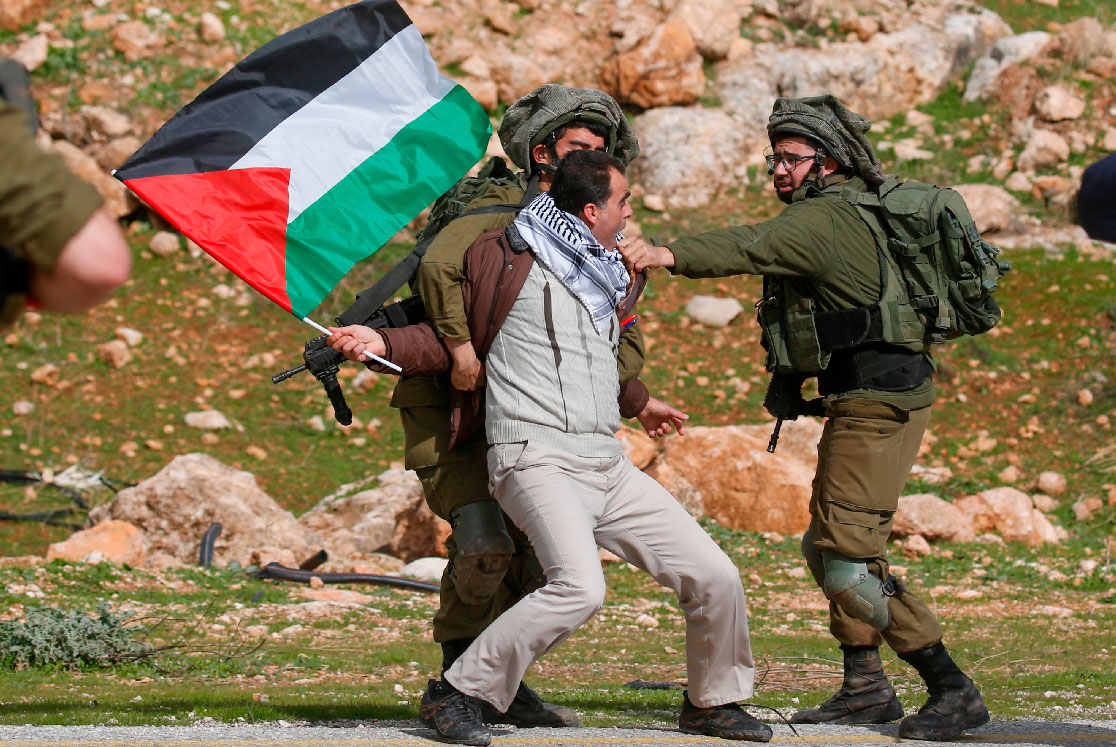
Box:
[449,500,516,605]
[767,94,885,187]
[498,83,639,177]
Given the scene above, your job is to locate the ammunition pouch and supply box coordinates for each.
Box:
[448,500,515,605]
[821,551,892,630]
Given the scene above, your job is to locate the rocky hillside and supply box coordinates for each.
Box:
[1,0,1114,561]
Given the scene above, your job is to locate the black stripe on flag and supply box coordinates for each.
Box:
[116,0,411,181]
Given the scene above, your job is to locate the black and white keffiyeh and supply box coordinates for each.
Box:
[512,192,630,336]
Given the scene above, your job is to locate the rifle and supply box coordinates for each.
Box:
[763,373,824,453]
[271,295,424,425]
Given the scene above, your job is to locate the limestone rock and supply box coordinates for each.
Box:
[454,76,498,112]
[403,556,448,582]
[1036,471,1067,495]
[299,469,450,563]
[954,487,1061,546]
[616,425,658,470]
[149,231,180,256]
[1034,86,1086,122]
[646,425,815,535]
[1004,172,1032,192]
[11,34,48,72]
[952,184,1019,234]
[46,520,146,568]
[111,19,161,61]
[964,31,1050,102]
[0,0,46,31]
[1072,496,1103,522]
[97,339,132,368]
[1016,129,1069,172]
[685,295,743,327]
[184,410,231,430]
[91,136,142,171]
[49,140,135,217]
[114,327,143,347]
[1056,17,1106,66]
[600,21,706,109]
[80,105,133,141]
[715,60,778,139]
[631,107,744,209]
[902,534,932,558]
[199,12,225,42]
[489,52,547,105]
[734,418,823,471]
[668,0,742,60]
[892,493,976,543]
[88,453,318,566]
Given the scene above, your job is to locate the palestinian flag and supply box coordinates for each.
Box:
[116,0,490,319]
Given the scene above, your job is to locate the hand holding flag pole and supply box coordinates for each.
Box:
[301,317,402,372]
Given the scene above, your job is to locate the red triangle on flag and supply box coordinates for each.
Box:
[123,167,294,312]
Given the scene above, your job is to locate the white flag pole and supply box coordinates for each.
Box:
[301,317,403,373]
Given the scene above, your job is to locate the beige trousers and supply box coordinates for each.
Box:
[444,441,755,712]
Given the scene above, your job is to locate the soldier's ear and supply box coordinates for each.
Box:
[532,143,552,166]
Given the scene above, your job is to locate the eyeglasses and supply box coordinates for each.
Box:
[763,147,819,172]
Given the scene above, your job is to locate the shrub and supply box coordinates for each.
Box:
[0,604,150,670]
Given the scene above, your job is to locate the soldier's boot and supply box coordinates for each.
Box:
[896,642,989,741]
[478,681,580,727]
[678,691,773,742]
[418,678,491,747]
[791,645,904,724]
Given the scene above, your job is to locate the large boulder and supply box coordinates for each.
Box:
[668,0,743,61]
[600,21,706,109]
[46,520,147,568]
[646,425,815,535]
[952,184,1019,234]
[299,469,450,563]
[0,0,46,31]
[953,487,1063,546]
[892,493,975,543]
[1034,85,1086,123]
[631,106,745,209]
[718,12,1010,126]
[88,453,318,567]
[1016,129,1069,173]
[49,140,136,217]
[964,31,1050,102]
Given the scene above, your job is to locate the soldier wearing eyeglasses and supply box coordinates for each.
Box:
[618,95,988,742]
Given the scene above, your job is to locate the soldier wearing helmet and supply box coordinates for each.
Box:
[327,84,641,740]
[619,95,989,742]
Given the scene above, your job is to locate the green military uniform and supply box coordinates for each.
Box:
[402,177,646,645]
[668,173,942,653]
[0,102,103,331]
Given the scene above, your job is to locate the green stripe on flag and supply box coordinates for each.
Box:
[283,84,491,318]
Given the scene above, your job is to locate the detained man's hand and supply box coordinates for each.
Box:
[636,396,689,438]
[617,237,675,274]
[446,339,486,391]
[326,324,386,363]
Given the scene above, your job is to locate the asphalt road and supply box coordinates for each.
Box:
[0,720,1114,746]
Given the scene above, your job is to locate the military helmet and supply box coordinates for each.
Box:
[767,95,886,185]
[499,84,639,176]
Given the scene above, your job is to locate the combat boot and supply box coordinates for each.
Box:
[478,681,580,727]
[897,642,989,741]
[791,645,904,724]
[418,678,491,746]
[679,692,773,742]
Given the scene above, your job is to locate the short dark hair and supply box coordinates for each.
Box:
[550,150,625,215]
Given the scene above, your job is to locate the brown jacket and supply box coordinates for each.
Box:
[372,225,650,450]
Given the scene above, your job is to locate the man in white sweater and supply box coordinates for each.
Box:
[430,150,771,745]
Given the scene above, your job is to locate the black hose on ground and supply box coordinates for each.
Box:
[198,522,222,567]
[252,562,438,593]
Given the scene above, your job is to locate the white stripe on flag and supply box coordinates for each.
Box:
[231,24,455,223]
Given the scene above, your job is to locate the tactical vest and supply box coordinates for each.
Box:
[757,202,927,377]
[758,176,1006,385]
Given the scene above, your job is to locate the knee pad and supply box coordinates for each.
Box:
[801,526,825,586]
[821,551,892,630]
[449,501,515,605]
